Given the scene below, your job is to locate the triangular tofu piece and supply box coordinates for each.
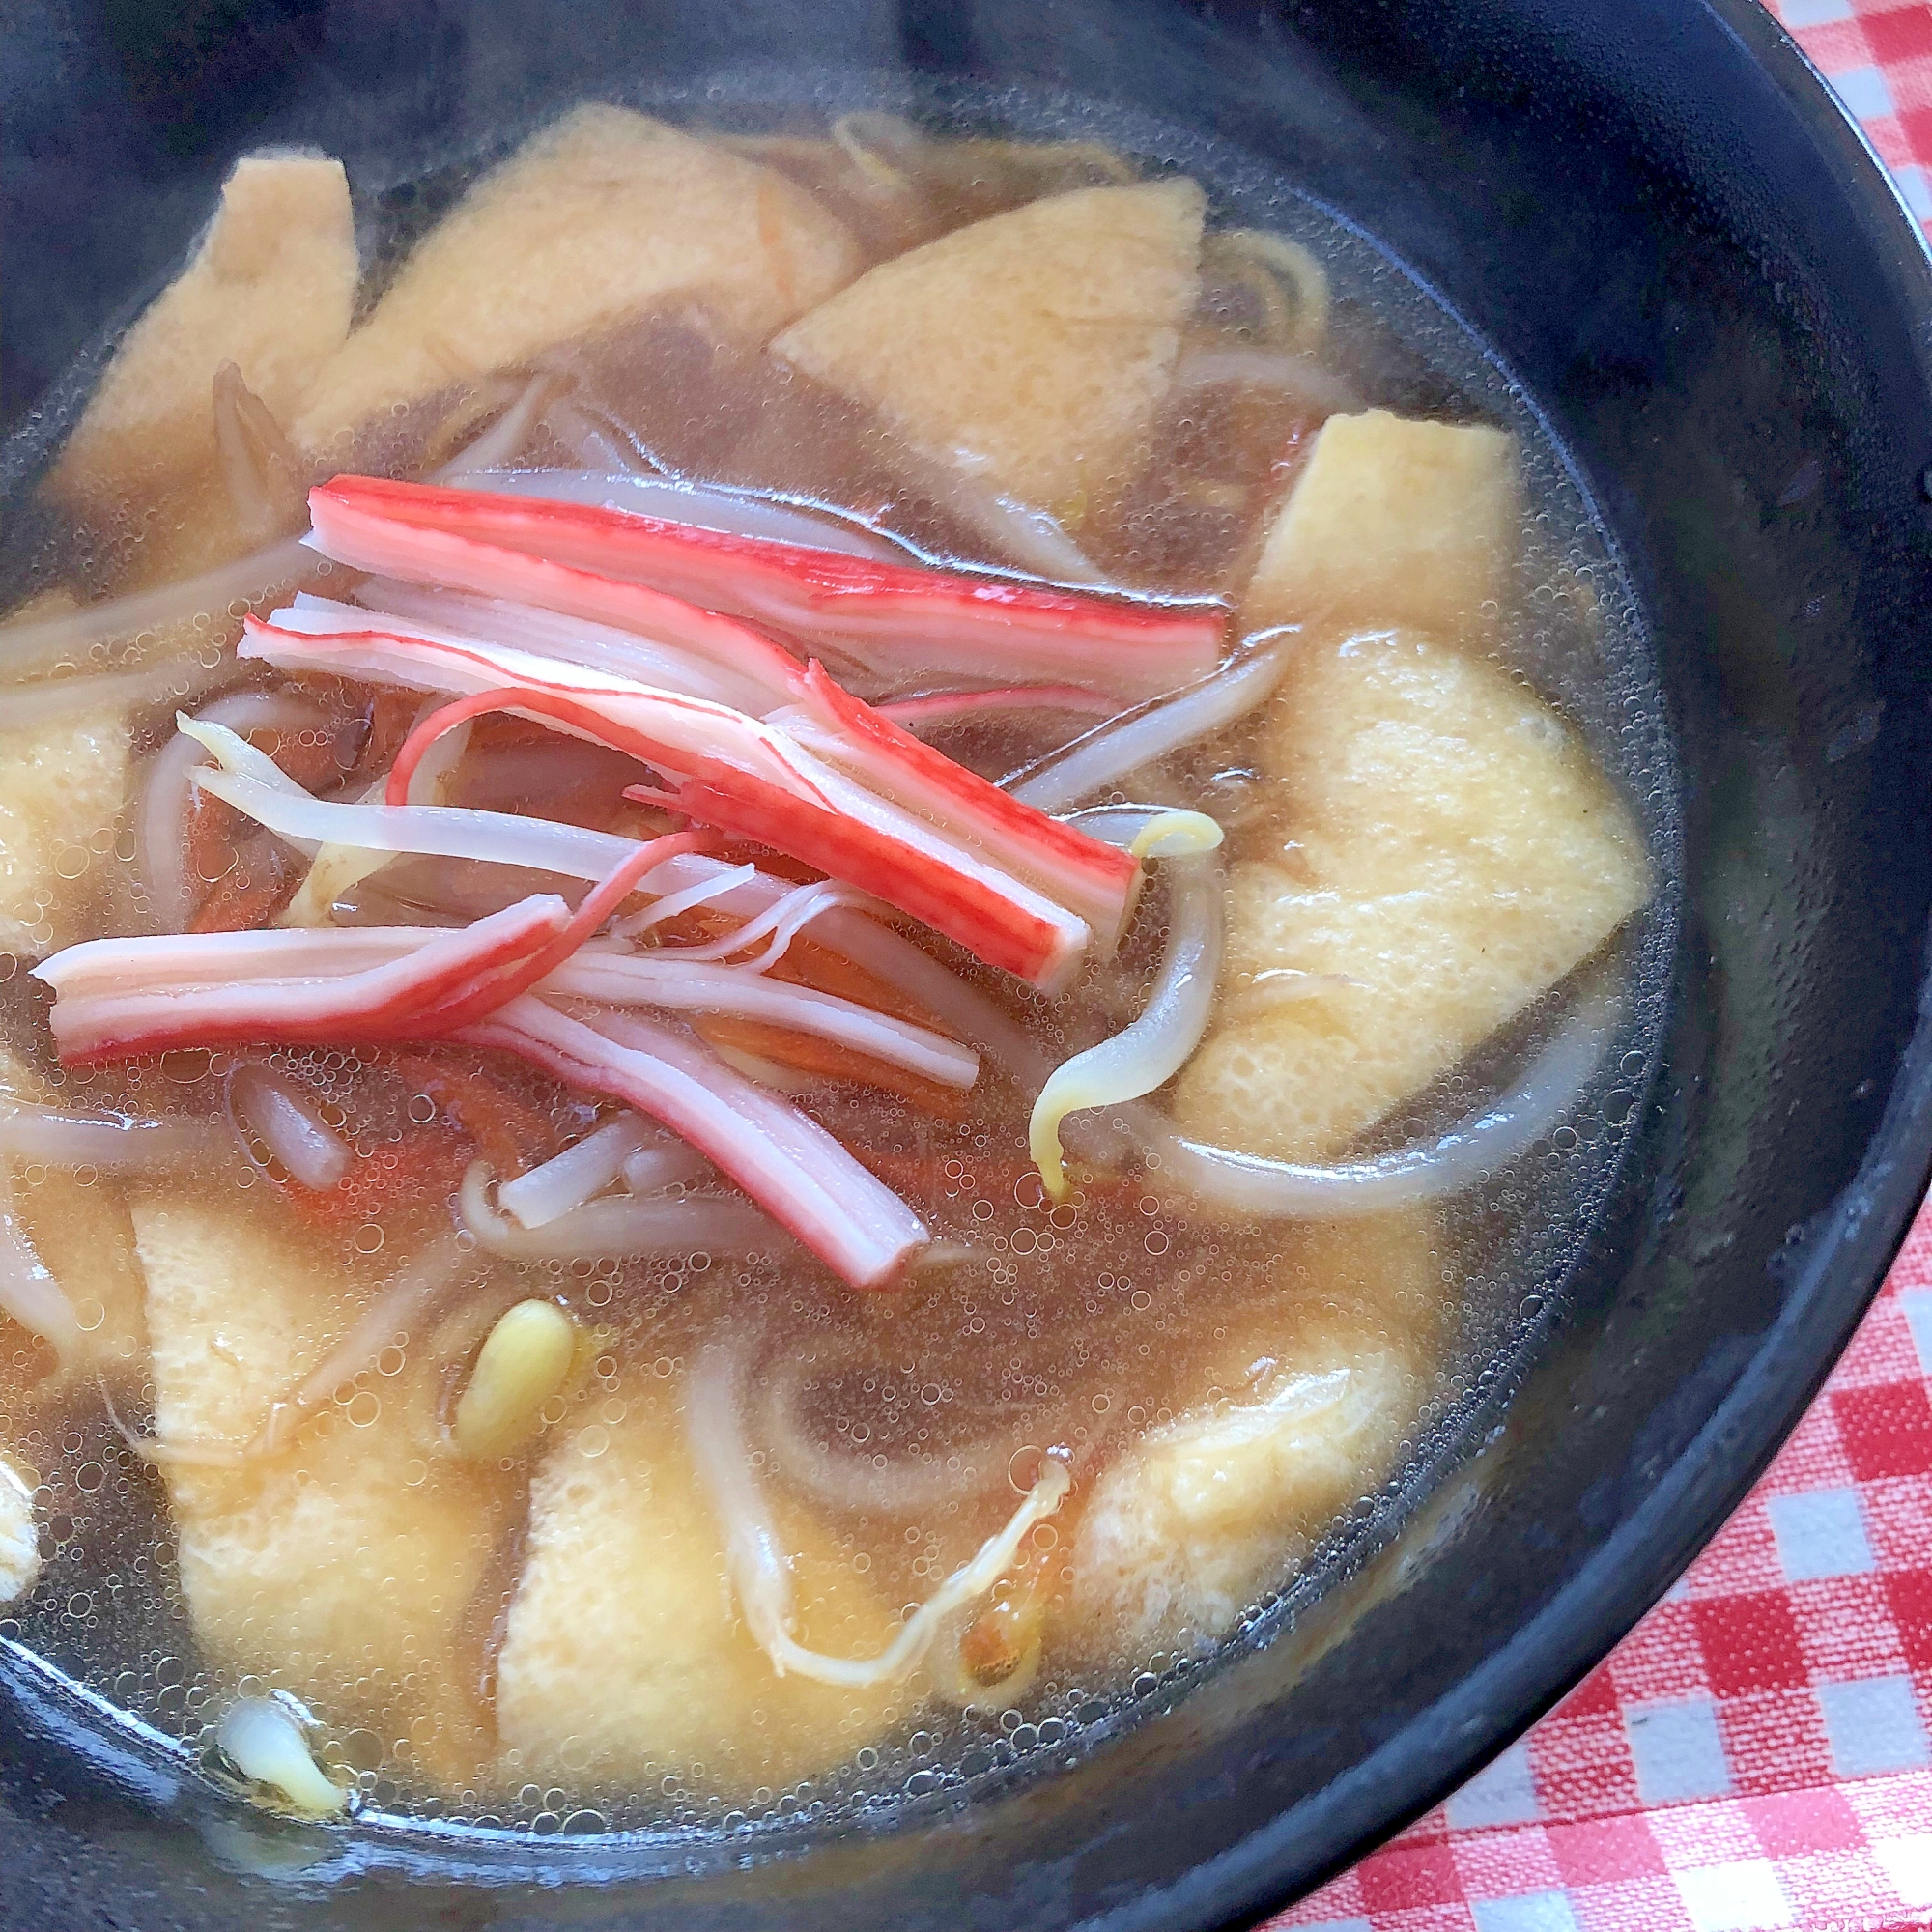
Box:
[133,1195,519,1791]
[772,180,1206,520]
[0,601,129,956]
[495,1372,903,1799]
[293,107,863,454]
[1176,631,1648,1161]
[1243,410,1520,642]
[1071,1212,1441,1653]
[0,1051,148,1382]
[49,154,355,507]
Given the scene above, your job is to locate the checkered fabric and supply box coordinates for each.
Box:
[1267,0,1932,1855]
[1770,0,1932,229]
[1273,1205,1932,1932]
[1264,19,1932,1923]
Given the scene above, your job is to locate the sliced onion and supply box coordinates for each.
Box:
[1133,985,1620,1218]
[689,1343,1071,1689]
[212,362,303,545]
[758,1349,1023,1518]
[458,469,908,561]
[0,1167,82,1366]
[0,1106,225,1170]
[1,654,242,732]
[433,374,569,482]
[0,535,330,683]
[539,394,661,475]
[934,480,1112,588]
[1007,645,1288,813]
[460,1161,780,1262]
[497,1115,653,1229]
[1172,346,1362,415]
[1030,816,1225,1197]
[136,692,332,932]
[225,1065,353,1192]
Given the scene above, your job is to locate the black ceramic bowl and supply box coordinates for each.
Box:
[6,2,1932,1926]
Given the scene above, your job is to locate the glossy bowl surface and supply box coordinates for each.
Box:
[4,3,1932,1926]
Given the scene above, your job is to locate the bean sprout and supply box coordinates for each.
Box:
[1030,813,1225,1196]
[460,1161,780,1262]
[689,1344,1071,1689]
[137,692,332,932]
[1007,646,1288,814]
[224,1065,353,1191]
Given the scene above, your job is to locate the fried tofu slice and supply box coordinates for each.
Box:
[0,692,129,959]
[292,107,863,455]
[132,1195,516,1791]
[1176,631,1648,1162]
[495,1373,903,1799]
[772,180,1205,521]
[0,1454,37,1605]
[1071,1213,1440,1654]
[1243,411,1520,641]
[48,155,355,509]
[0,1052,148,1380]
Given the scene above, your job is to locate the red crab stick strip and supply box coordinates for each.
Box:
[271,595,1141,952]
[37,897,571,1064]
[776,664,1141,947]
[305,479,806,710]
[308,474,1228,701]
[459,996,928,1288]
[242,619,1096,992]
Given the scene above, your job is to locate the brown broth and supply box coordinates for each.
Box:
[0,102,1666,1833]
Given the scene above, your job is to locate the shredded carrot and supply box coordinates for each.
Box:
[691,1014,968,1117]
[279,1125,470,1229]
[648,906,940,1030]
[387,1051,566,1176]
[187,839,297,933]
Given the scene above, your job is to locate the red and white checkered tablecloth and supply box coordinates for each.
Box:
[1264,8,1932,1926]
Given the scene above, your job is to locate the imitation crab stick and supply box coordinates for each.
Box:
[275,595,1141,954]
[37,896,575,1064]
[306,473,1228,700]
[304,478,808,709]
[240,616,1103,992]
[459,997,929,1288]
[32,927,936,1286]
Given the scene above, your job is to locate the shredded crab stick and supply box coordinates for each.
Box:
[545,952,979,1089]
[241,618,1101,992]
[772,664,1141,947]
[36,897,576,1063]
[307,474,1228,702]
[261,605,1142,954]
[277,589,783,716]
[457,998,927,1288]
[300,481,807,708]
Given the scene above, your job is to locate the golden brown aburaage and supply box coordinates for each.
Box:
[0,104,1647,1819]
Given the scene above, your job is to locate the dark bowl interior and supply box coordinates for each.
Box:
[6,1,1932,1927]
